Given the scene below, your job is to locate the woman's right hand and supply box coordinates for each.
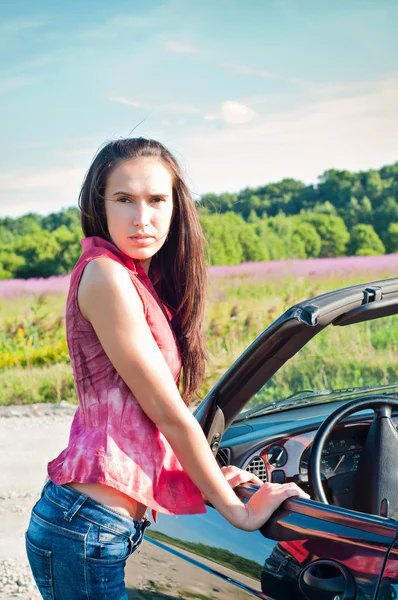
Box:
[238,481,310,532]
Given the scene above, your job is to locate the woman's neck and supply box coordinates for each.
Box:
[140,257,151,275]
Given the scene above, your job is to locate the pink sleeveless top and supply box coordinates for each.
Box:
[47,236,206,519]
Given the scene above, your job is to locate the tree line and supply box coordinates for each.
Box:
[1,162,397,278]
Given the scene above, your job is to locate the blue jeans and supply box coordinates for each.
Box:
[25,479,151,599]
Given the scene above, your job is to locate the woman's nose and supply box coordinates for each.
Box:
[132,202,149,228]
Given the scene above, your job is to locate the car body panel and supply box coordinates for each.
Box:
[377,539,398,600]
[143,496,397,600]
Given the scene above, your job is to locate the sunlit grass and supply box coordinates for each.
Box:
[1,266,398,406]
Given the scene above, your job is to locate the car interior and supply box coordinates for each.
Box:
[206,294,398,521]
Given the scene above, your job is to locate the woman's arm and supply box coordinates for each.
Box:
[78,258,309,531]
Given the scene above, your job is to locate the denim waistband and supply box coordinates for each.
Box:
[42,479,150,538]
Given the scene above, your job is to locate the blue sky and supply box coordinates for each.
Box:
[1,0,397,217]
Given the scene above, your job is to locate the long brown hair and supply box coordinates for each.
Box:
[78,138,207,404]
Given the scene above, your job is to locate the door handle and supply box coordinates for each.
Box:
[299,559,356,600]
[302,569,344,593]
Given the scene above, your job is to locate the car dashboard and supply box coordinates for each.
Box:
[217,399,398,507]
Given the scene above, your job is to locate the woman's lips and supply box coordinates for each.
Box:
[128,235,155,247]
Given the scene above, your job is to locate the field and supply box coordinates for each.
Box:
[1,254,398,407]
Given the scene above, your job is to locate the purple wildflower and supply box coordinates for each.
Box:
[208,254,398,279]
[0,275,71,298]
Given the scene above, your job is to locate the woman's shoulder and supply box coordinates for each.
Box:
[82,255,128,283]
[71,237,132,288]
[79,256,139,305]
[77,256,144,323]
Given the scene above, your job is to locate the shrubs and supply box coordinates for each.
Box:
[0,364,76,406]
[347,224,385,256]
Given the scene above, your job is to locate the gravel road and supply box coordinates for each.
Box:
[0,402,76,598]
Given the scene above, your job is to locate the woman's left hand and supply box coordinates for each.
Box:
[221,465,263,489]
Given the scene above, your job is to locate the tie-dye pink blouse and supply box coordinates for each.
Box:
[47,236,206,519]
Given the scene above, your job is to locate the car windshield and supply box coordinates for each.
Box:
[237,312,398,419]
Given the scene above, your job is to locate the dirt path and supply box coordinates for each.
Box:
[0,403,76,598]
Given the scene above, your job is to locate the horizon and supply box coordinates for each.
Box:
[1,158,397,221]
[1,0,397,218]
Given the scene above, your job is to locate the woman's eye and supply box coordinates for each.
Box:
[117,197,131,204]
[151,196,164,203]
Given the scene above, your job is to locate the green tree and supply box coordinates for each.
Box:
[267,215,307,259]
[1,213,41,237]
[200,193,239,215]
[347,224,385,256]
[312,201,337,215]
[0,226,15,246]
[345,197,361,230]
[293,219,322,258]
[385,223,398,254]
[364,170,384,205]
[239,220,269,262]
[254,220,286,260]
[0,251,25,279]
[13,231,62,278]
[200,212,243,265]
[301,213,350,257]
[41,207,81,231]
[52,225,82,273]
[317,169,355,211]
[373,197,398,241]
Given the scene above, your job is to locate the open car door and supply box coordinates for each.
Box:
[125,278,398,600]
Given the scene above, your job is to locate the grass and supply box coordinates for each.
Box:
[1,270,397,406]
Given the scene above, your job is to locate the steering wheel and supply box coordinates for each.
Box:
[308,396,398,518]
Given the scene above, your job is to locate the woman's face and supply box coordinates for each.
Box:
[104,157,174,273]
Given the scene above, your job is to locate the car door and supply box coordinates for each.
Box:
[138,494,397,600]
[125,278,398,599]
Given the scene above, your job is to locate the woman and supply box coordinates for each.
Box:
[25,138,309,599]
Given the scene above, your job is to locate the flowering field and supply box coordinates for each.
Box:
[1,253,398,299]
[1,254,398,406]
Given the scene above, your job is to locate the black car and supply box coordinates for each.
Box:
[125,277,398,600]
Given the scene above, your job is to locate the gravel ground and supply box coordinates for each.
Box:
[0,402,76,599]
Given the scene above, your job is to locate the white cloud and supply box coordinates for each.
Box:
[0,18,45,43]
[76,14,152,41]
[0,168,84,191]
[165,41,201,55]
[0,168,85,217]
[165,41,281,82]
[157,104,201,114]
[108,96,142,108]
[3,77,397,218]
[222,62,280,80]
[0,76,37,94]
[183,76,398,194]
[205,101,257,125]
[109,97,202,115]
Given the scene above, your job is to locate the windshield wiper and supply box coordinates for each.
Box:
[235,383,398,421]
[236,389,333,421]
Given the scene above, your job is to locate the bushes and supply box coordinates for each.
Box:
[347,224,385,256]
[200,211,353,264]
[0,363,76,406]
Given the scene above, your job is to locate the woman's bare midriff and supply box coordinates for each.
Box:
[67,482,148,520]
